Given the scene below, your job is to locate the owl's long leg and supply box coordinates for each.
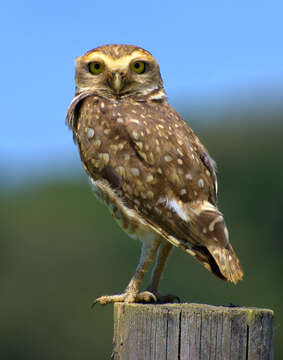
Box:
[141,242,179,303]
[147,241,172,292]
[93,239,160,306]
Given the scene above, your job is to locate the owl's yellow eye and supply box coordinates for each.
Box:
[131,61,145,74]
[88,62,104,75]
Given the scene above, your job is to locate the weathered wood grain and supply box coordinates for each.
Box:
[112,303,273,360]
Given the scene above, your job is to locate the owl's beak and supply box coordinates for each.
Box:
[110,72,124,94]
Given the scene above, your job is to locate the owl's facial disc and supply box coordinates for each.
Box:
[75,46,164,98]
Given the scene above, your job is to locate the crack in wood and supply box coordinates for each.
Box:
[177,310,182,360]
[165,310,169,360]
[246,324,250,360]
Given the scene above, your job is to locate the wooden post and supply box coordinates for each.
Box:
[112,303,273,360]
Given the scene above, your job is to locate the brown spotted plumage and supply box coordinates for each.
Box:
[66,44,243,305]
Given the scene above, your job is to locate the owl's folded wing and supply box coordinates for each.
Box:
[121,110,243,283]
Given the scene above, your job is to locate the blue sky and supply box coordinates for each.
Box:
[1,1,283,184]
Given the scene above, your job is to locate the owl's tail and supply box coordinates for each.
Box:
[185,200,243,284]
[206,243,243,284]
[187,242,243,284]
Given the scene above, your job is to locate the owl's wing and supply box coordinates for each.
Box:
[123,106,219,243]
[66,90,96,143]
[121,104,242,283]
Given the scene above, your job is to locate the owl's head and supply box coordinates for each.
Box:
[74,44,165,100]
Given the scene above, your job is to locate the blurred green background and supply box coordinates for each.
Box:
[1,107,282,359]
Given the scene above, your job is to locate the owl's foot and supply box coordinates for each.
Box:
[145,289,181,304]
[91,290,180,307]
[91,290,157,307]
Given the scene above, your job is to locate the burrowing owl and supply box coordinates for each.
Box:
[66,44,243,305]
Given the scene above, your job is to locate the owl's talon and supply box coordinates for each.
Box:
[145,289,181,304]
[90,300,98,309]
[136,291,158,303]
